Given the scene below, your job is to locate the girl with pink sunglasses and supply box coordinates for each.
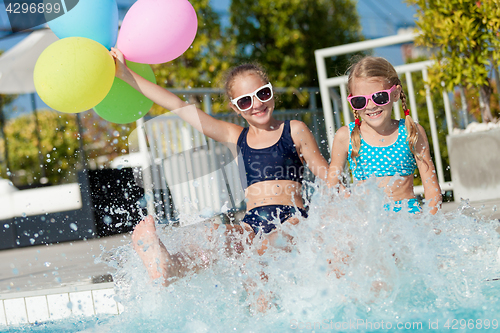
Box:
[328,56,442,214]
[109,48,329,287]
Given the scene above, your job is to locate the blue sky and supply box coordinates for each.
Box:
[0,0,417,118]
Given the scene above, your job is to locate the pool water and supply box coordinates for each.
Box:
[3,180,500,332]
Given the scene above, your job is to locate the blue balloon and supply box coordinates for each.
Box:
[47,0,118,50]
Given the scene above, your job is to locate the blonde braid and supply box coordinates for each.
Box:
[350,109,362,168]
[400,91,422,161]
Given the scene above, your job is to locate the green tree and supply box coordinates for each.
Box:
[228,0,363,91]
[0,94,17,177]
[4,110,82,185]
[407,0,500,122]
[3,108,132,186]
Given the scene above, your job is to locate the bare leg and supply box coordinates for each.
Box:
[131,215,191,286]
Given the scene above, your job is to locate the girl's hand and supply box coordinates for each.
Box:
[109,47,128,80]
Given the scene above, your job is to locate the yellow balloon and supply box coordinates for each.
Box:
[34,37,115,113]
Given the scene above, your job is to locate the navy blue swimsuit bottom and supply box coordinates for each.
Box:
[241,205,308,234]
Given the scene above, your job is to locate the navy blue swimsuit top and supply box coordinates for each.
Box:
[237,120,304,189]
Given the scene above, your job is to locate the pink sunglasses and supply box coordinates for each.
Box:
[347,85,397,110]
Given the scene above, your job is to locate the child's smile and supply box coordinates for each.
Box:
[364,109,384,118]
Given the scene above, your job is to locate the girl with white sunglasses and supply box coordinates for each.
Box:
[110,48,328,286]
[328,56,442,214]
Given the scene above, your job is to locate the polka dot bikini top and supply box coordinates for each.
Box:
[347,119,417,181]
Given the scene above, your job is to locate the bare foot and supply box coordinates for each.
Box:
[131,215,178,285]
[132,216,215,286]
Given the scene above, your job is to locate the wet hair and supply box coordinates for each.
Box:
[346,56,421,165]
[224,63,270,101]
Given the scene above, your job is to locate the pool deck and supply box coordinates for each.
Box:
[1,198,499,297]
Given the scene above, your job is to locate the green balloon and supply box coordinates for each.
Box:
[94,61,156,124]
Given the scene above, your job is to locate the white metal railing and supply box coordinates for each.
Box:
[315,33,453,194]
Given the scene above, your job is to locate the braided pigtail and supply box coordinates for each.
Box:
[400,91,422,161]
[350,109,362,168]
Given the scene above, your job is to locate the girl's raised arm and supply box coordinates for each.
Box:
[327,126,349,189]
[414,124,442,214]
[290,120,329,182]
[110,48,243,145]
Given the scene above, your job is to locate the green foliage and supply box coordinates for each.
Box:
[4,110,82,185]
[0,93,19,175]
[2,110,132,186]
[228,0,363,89]
[407,0,500,122]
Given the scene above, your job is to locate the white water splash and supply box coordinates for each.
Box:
[90,180,500,332]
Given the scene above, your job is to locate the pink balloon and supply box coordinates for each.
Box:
[117,0,197,64]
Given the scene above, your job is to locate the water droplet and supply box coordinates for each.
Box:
[4,224,9,229]
[70,223,78,231]
[12,268,18,275]
[193,180,200,188]
[44,262,51,267]
[103,216,113,225]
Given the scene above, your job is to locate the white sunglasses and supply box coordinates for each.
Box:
[230,83,273,112]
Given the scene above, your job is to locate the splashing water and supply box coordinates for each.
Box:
[6,180,500,332]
